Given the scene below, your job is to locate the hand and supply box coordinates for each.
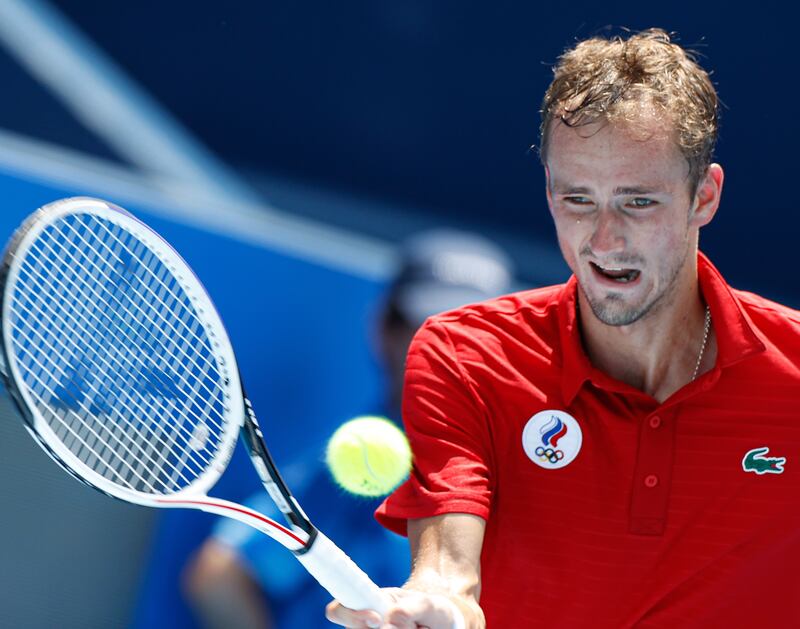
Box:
[325,587,466,629]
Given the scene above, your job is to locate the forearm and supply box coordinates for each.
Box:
[406,514,486,629]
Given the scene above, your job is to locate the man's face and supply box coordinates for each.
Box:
[545,118,707,326]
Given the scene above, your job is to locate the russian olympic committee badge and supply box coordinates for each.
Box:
[522,410,582,469]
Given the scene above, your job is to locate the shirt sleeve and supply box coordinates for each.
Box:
[376,319,494,535]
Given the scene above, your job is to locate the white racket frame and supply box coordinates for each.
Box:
[1,197,395,613]
[1,197,309,550]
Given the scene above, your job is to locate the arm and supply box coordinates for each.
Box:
[183,539,274,629]
[405,513,486,627]
[326,512,486,629]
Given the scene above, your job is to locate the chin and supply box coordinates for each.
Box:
[590,302,648,326]
[582,287,653,327]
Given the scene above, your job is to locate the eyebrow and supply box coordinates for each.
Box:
[613,186,661,195]
[550,184,663,195]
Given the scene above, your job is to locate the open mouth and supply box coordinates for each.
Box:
[590,261,641,284]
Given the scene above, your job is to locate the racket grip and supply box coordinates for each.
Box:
[296,530,392,616]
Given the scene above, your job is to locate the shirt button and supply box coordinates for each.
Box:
[649,415,662,429]
[644,474,659,488]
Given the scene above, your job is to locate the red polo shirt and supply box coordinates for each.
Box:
[377,254,800,627]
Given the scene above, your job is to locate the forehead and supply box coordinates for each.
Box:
[545,118,689,187]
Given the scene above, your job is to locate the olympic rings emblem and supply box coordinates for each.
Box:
[534,446,564,464]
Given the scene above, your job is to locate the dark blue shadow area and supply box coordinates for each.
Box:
[37,2,800,306]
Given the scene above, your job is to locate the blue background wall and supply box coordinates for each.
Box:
[2,1,795,306]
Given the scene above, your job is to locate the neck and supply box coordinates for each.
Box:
[577,265,715,403]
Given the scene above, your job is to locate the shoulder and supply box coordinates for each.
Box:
[734,289,800,323]
[412,283,566,362]
[734,289,800,334]
[431,283,563,330]
[733,288,800,360]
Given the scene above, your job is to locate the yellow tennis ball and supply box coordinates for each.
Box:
[326,416,412,497]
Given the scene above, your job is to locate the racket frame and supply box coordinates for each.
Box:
[0,197,391,613]
[0,197,243,506]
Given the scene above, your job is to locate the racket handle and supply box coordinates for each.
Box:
[296,530,392,615]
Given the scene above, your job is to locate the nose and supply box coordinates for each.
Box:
[588,208,626,257]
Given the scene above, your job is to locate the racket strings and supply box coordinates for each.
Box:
[62,218,225,398]
[79,219,229,450]
[13,226,212,492]
[63,216,225,484]
[12,305,203,493]
[18,224,223,448]
[17,217,223,490]
[9,214,231,494]
[36,219,227,428]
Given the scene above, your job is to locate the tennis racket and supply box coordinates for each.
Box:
[0,196,390,615]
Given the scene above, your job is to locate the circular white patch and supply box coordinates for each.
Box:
[188,423,210,451]
[522,410,582,469]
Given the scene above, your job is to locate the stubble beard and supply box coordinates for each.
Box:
[580,240,691,327]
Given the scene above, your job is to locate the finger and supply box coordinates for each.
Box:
[325,600,384,628]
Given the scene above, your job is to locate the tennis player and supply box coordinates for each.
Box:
[327,28,800,628]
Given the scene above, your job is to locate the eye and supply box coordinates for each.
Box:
[563,196,593,206]
[627,197,657,209]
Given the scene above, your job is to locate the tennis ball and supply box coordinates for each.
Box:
[326,416,412,497]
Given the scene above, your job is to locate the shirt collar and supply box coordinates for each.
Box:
[557,252,766,406]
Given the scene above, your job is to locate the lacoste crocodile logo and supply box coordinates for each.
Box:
[742,447,786,475]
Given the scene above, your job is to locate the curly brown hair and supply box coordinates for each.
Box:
[539,29,718,194]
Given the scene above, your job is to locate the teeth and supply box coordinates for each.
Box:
[591,262,639,283]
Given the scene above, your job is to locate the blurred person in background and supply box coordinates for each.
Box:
[183,230,514,628]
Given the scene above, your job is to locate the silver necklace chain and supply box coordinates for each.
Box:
[691,306,712,381]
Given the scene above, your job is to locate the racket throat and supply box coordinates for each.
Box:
[154,495,310,551]
[241,396,316,538]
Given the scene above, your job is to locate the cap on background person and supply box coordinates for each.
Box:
[387,229,515,328]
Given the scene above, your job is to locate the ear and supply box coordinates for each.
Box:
[690,163,724,228]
